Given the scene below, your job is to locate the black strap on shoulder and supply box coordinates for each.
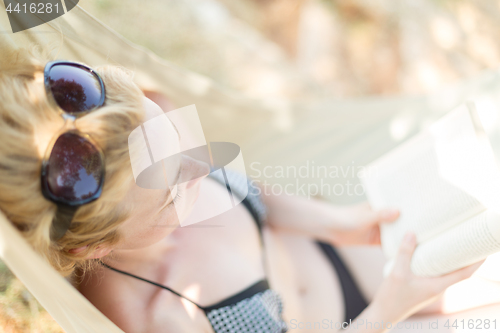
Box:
[207,170,263,233]
[240,196,263,233]
[99,262,204,310]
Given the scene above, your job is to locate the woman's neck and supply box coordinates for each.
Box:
[103,234,178,271]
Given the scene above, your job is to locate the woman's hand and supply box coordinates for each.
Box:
[262,189,399,246]
[328,202,399,246]
[371,232,484,323]
[345,233,483,332]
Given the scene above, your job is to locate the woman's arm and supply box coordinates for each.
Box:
[260,185,399,246]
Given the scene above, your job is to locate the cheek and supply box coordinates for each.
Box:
[155,205,181,229]
[124,210,179,248]
[141,226,172,245]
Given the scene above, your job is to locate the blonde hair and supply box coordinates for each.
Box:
[0,46,145,276]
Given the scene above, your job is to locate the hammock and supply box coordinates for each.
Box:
[1,3,500,332]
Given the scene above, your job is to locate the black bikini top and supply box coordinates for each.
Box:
[102,169,288,333]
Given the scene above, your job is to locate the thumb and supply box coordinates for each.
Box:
[394,232,417,270]
[378,208,400,223]
[361,206,399,225]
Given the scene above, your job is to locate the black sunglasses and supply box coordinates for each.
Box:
[41,61,106,241]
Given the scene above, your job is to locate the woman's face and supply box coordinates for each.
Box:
[114,97,210,250]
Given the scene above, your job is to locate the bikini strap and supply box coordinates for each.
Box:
[99,262,204,310]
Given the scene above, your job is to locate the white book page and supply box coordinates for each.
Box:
[410,210,500,277]
[361,104,500,259]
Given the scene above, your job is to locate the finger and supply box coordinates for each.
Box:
[359,206,399,226]
[435,260,485,287]
[378,208,400,223]
[394,232,417,269]
[368,226,381,245]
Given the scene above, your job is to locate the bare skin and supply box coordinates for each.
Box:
[76,94,500,333]
[78,175,352,332]
[78,175,500,333]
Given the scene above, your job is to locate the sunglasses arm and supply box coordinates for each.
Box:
[50,204,77,241]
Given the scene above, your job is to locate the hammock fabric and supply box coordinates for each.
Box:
[1,3,500,332]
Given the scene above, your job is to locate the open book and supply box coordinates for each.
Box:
[360,102,500,277]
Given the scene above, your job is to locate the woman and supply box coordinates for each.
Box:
[0,47,490,333]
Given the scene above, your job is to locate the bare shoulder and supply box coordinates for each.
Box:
[76,265,151,332]
[75,266,213,333]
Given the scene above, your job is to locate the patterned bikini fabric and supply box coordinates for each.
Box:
[205,288,287,333]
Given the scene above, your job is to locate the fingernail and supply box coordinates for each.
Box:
[404,232,414,243]
[382,209,399,219]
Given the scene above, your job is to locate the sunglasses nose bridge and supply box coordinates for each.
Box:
[61,112,77,122]
[54,115,77,135]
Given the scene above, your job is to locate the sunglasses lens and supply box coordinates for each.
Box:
[46,133,104,202]
[47,64,103,113]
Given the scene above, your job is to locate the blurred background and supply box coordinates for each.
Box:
[84,0,500,100]
[2,0,500,331]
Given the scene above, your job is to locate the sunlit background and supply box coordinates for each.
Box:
[2,0,500,331]
[80,0,500,99]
